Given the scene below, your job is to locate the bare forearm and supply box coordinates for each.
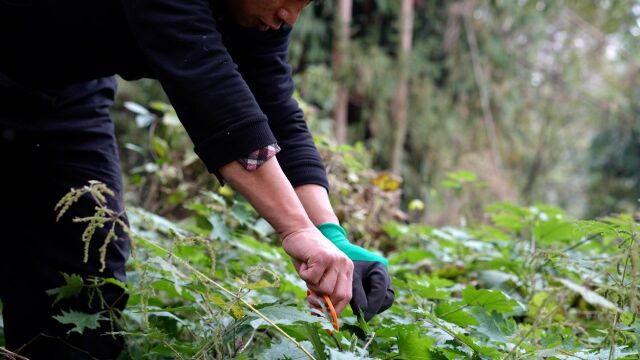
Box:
[294,184,339,226]
[219,157,314,238]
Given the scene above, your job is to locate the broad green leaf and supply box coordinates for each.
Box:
[209,213,232,241]
[389,248,433,264]
[53,310,107,335]
[470,308,516,344]
[435,302,478,327]
[397,327,435,360]
[491,213,526,232]
[533,218,575,244]
[462,287,519,313]
[249,305,322,329]
[231,202,255,226]
[259,339,314,360]
[46,273,84,305]
[400,279,450,300]
[563,346,639,359]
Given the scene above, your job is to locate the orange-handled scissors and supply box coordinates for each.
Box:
[307,289,339,332]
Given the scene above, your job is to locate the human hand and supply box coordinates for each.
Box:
[281,227,354,314]
[318,223,395,321]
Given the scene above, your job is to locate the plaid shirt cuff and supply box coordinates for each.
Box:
[214,143,281,187]
[238,143,281,171]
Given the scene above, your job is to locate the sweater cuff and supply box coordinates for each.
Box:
[194,119,277,177]
[288,165,330,193]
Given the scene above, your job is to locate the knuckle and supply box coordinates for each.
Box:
[319,284,333,294]
[346,259,354,270]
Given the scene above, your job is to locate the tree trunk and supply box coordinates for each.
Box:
[390,0,414,175]
[332,0,352,144]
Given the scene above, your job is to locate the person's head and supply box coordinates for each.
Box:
[224,0,312,31]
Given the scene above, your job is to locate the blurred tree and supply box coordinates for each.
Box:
[112,0,640,222]
[333,0,353,144]
[390,0,414,175]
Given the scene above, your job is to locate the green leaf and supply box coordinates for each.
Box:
[231,202,255,226]
[151,136,169,159]
[259,339,314,360]
[327,349,375,359]
[397,327,435,360]
[390,248,434,264]
[462,287,519,313]
[304,324,327,360]
[435,302,478,327]
[398,278,451,300]
[533,218,575,244]
[491,213,526,232]
[46,273,84,305]
[208,213,232,241]
[101,277,127,290]
[249,305,323,329]
[53,310,107,335]
[470,308,516,344]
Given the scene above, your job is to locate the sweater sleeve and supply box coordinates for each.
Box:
[120,0,277,173]
[218,21,330,192]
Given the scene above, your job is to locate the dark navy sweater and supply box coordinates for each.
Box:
[0,0,329,190]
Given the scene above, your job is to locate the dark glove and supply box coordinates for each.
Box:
[318,223,395,321]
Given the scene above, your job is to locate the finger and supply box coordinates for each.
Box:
[330,270,353,314]
[298,256,327,285]
[364,263,391,321]
[308,265,338,296]
[307,293,323,308]
[292,258,303,273]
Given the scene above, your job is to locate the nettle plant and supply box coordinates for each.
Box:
[24,178,640,359]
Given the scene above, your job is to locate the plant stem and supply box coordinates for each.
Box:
[423,312,482,355]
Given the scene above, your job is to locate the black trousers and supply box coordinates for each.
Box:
[0,76,130,359]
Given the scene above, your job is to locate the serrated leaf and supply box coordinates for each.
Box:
[435,302,478,327]
[209,213,231,241]
[399,278,451,300]
[53,310,106,335]
[249,305,322,329]
[259,339,314,360]
[470,308,516,343]
[462,287,518,313]
[397,327,435,359]
[46,273,84,305]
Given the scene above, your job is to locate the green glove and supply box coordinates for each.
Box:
[317,223,388,267]
[318,222,394,321]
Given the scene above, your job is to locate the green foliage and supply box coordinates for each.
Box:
[45,273,84,306]
[40,176,640,359]
[53,310,107,335]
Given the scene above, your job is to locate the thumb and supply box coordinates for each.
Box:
[292,258,303,273]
